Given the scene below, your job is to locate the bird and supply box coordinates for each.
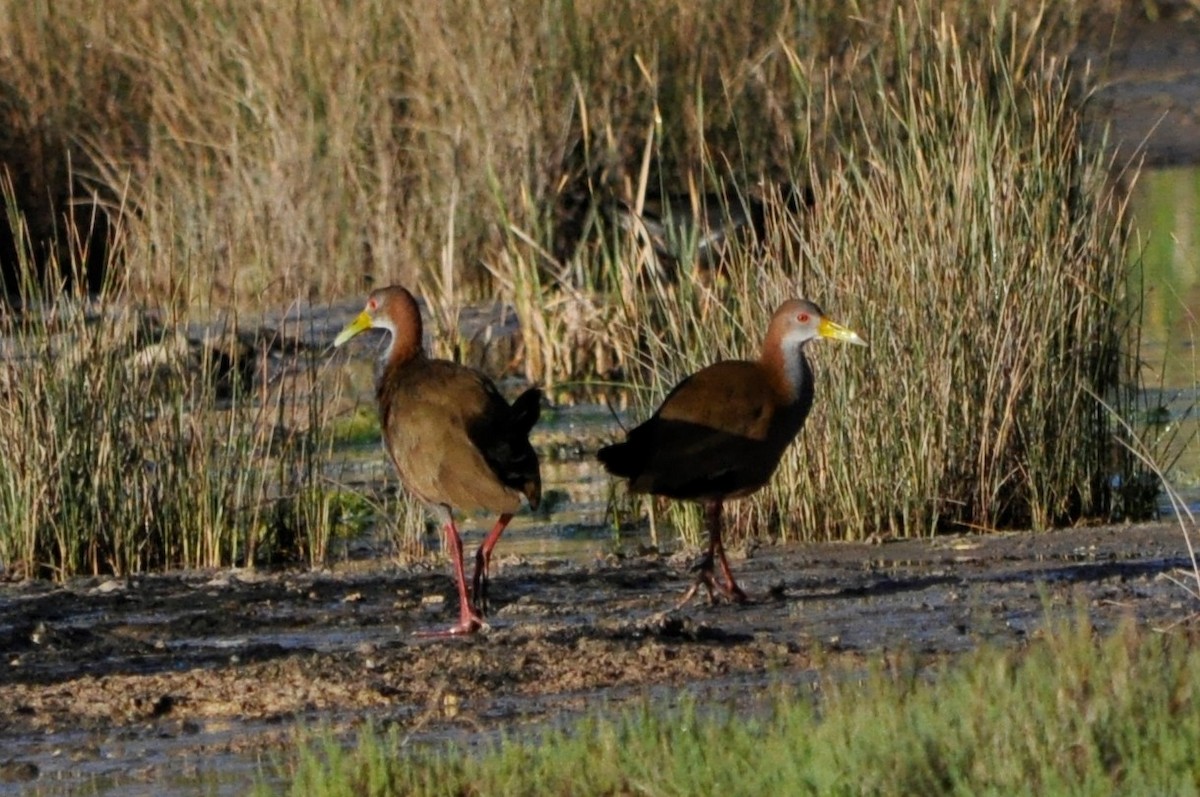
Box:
[598,299,864,605]
[333,285,542,636]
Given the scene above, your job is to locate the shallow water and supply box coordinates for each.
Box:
[1131,164,1200,513]
[1,523,1193,797]
[329,400,638,565]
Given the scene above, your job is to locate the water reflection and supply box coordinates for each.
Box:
[1131,164,1200,512]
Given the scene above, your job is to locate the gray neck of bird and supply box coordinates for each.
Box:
[376,317,423,373]
[373,318,398,369]
[766,335,812,405]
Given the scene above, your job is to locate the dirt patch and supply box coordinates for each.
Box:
[0,521,1196,793]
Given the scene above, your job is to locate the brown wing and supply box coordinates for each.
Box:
[380,361,540,514]
[655,362,779,439]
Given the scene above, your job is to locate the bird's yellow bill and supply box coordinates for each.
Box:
[333,311,373,347]
[819,317,867,346]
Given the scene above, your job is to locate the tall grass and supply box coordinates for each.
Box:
[536,11,1144,543]
[0,0,1111,310]
[796,14,1139,536]
[263,620,1200,796]
[0,186,344,579]
[0,0,1152,553]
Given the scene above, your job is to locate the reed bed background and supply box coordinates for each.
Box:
[0,0,1158,574]
[0,0,1107,306]
[0,186,349,578]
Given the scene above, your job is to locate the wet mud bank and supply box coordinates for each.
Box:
[0,521,1195,793]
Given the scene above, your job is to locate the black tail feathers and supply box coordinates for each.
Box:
[596,439,637,478]
[511,387,542,435]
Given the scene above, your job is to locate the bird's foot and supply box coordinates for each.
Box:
[671,582,703,612]
[674,566,720,610]
[413,605,489,638]
[723,582,749,604]
[678,557,749,608]
[413,618,488,638]
[646,607,676,627]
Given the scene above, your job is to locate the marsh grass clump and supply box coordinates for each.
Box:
[587,12,1143,545]
[0,199,342,579]
[266,620,1200,796]
[802,17,1139,537]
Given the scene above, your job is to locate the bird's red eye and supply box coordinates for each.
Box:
[797,312,810,323]
[367,298,378,311]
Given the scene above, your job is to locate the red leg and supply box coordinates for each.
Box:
[676,500,747,607]
[415,512,485,637]
[472,513,514,615]
[709,504,748,604]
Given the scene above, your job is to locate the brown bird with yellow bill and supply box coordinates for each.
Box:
[334,286,542,636]
[598,299,864,605]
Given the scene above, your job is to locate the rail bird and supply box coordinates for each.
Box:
[598,299,864,604]
[335,286,542,635]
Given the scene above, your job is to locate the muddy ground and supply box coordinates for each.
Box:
[0,521,1197,794]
